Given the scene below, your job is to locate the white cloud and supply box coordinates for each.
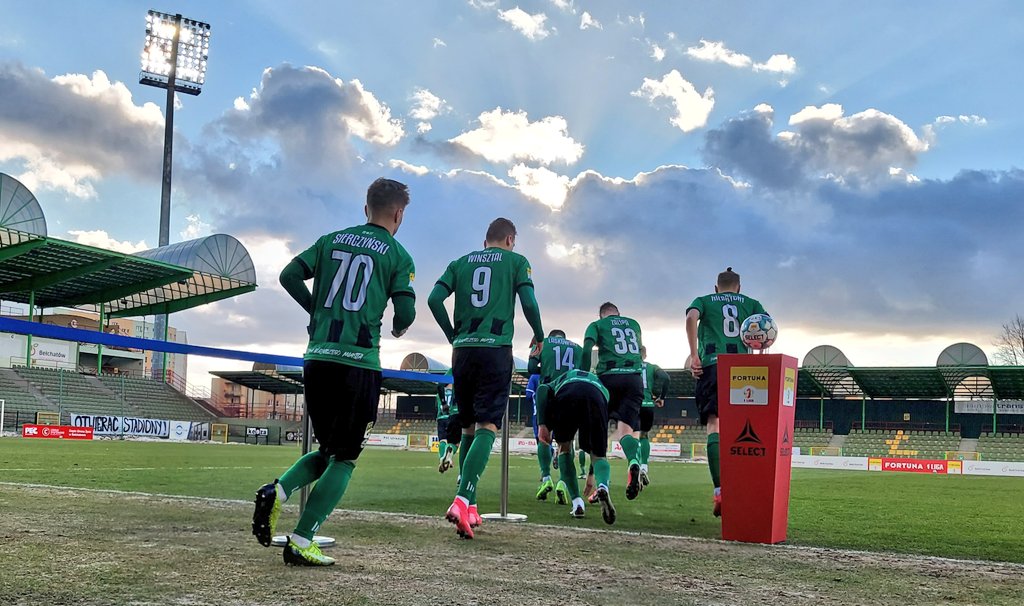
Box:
[753,103,774,115]
[508,164,571,208]
[754,54,797,74]
[235,235,299,293]
[686,39,752,68]
[935,114,988,126]
[409,88,451,121]
[551,0,574,12]
[181,214,212,240]
[650,42,666,62]
[232,97,249,111]
[468,0,499,8]
[0,67,165,198]
[631,70,715,133]
[389,159,430,176]
[66,229,149,253]
[417,122,433,133]
[687,40,797,79]
[499,7,552,40]
[789,103,845,125]
[580,12,601,30]
[343,78,405,146]
[450,108,584,165]
[432,38,447,48]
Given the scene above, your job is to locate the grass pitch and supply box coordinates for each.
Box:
[1,439,1023,605]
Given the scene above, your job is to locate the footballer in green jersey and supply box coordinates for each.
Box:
[536,369,616,524]
[254,177,416,566]
[428,217,544,539]
[531,329,583,503]
[638,346,670,486]
[685,267,768,519]
[581,302,646,502]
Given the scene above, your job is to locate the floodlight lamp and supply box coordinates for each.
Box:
[139,9,211,96]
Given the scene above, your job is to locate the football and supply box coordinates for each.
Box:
[741,313,778,350]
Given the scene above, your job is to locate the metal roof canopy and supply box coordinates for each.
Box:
[0,227,256,317]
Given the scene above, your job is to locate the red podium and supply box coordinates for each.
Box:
[717,353,799,544]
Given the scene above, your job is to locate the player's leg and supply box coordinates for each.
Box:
[584,390,615,525]
[550,395,577,507]
[287,362,380,565]
[604,374,644,500]
[534,398,554,500]
[437,416,452,473]
[638,406,655,486]
[576,439,587,479]
[253,360,331,548]
[449,347,513,538]
[698,364,722,517]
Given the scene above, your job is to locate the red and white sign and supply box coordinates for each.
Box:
[869,457,949,474]
[366,433,407,447]
[22,424,94,440]
[610,441,682,457]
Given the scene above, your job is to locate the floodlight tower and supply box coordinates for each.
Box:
[139,10,211,380]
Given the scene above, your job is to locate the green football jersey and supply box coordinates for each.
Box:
[583,315,643,375]
[297,223,415,371]
[641,361,669,408]
[436,247,533,348]
[688,292,767,367]
[551,369,610,402]
[540,336,583,384]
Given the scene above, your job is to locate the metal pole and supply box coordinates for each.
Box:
[819,396,824,430]
[1,399,5,434]
[861,397,866,431]
[152,13,181,383]
[945,399,950,434]
[481,381,526,522]
[26,291,34,368]
[98,303,105,374]
[500,403,510,517]
[993,397,998,435]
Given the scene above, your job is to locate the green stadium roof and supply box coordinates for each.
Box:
[0,227,256,318]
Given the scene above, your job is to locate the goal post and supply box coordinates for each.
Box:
[810,446,842,456]
[211,423,229,443]
[945,451,980,461]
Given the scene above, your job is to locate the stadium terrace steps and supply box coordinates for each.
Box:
[976,432,1024,462]
[0,368,60,421]
[841,429,962,459]
[7,367,213,422]
[97,374,213,422]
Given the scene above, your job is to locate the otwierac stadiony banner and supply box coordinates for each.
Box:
[71,413,209,440]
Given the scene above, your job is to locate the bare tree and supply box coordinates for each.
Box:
[994,314,1024,365]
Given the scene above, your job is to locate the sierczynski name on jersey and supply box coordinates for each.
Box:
[331,231,391,254]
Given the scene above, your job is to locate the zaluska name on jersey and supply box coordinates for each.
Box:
[301,223,415,371]
[440,247,533,349]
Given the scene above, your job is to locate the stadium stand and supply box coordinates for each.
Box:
[0,367,60,421]
[97,373,213,421]
[7,366,213,422]
[977,432,1024,462]
[841,429,961,458]
[793,427,833,452]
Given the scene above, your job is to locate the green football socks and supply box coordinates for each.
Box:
[457,428,496,504]
[293,458,355,540]
[537,440,553,477]
[557,452,581,500]
[593,458,611,488]
[639,435,651,466]
[708,432,721,488]
[459,432,474,471]
[577,449,586,471]
[278,450,329,499]
[438,440,448,461]
[619,434,640,466]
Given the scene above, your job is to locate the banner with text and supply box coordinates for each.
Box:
[70,413,170,438]
[367,433,408,447]
[954,400,1024,415]
[22,424,93,440]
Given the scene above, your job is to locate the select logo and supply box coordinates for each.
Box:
[780,425,792,457]
[731,419,767,457]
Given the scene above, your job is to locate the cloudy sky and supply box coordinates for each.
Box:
[2,1,1023,384]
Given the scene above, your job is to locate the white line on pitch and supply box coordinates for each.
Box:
[2,480,1022,571]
